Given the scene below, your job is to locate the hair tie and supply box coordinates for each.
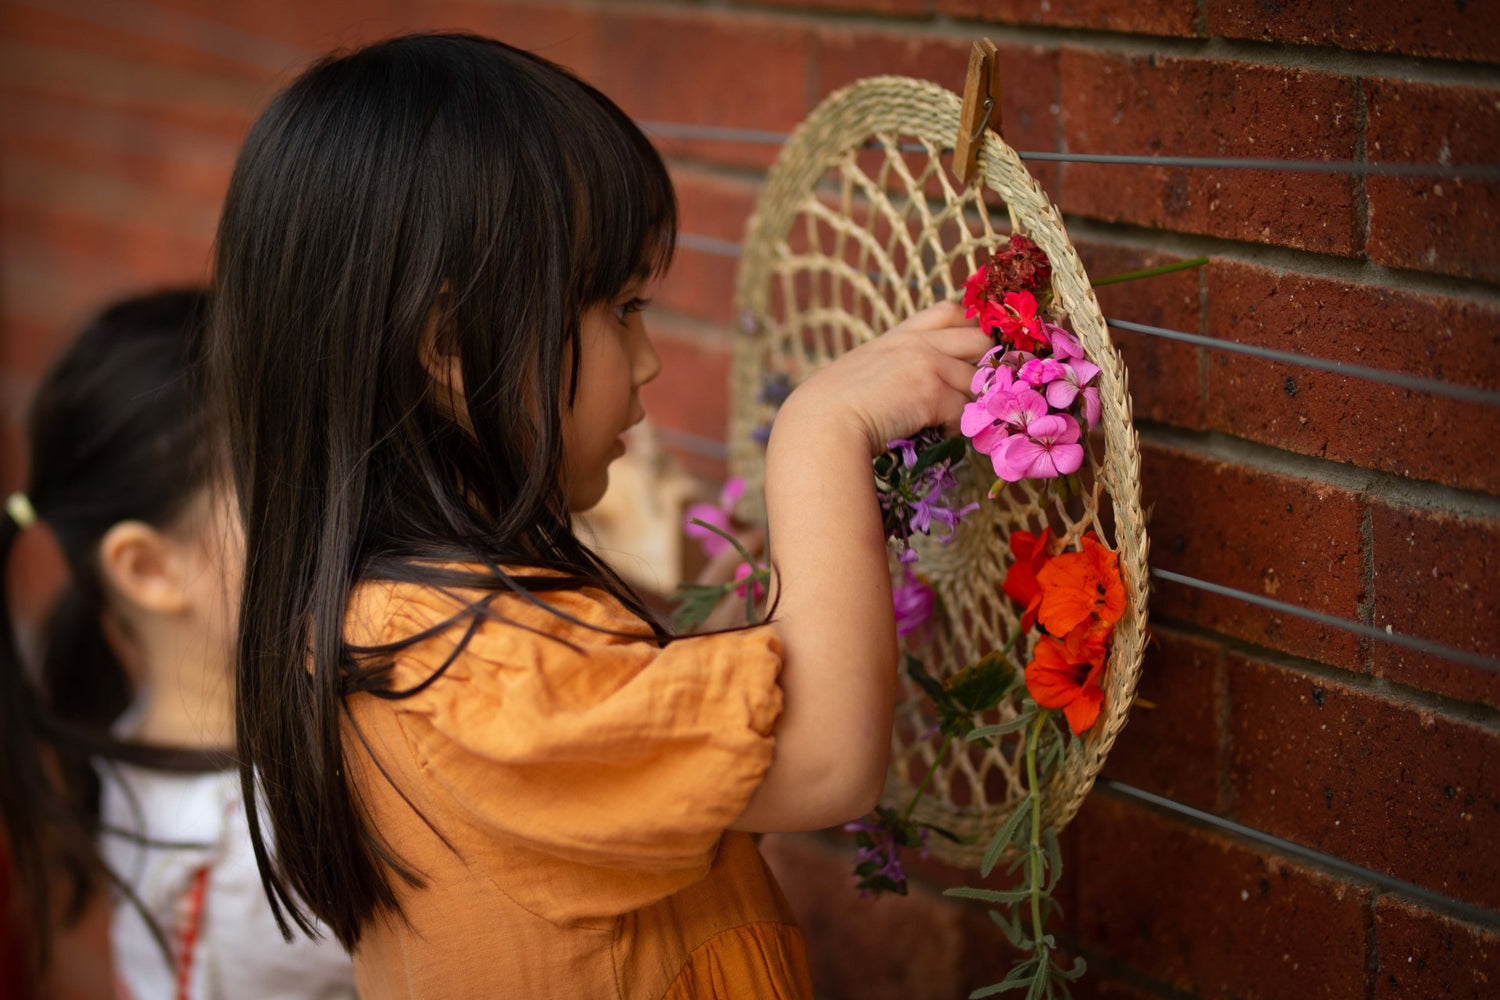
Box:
[5,492,37,530]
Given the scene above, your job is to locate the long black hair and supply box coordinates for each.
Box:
[0,289,214,981]
[207,34,677,948]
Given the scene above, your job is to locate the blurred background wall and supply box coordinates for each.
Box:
[2,1,1498,997]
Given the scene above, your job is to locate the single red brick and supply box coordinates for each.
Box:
[1101,627,1225,812]
[656,167,759,326]
[937,0,1200,37]
[1369,500,1500,707]
[814,29,1062,195]
[1228,653,1500,911]
[595,8,810,173]
[1207,0,1500,69]
[1059,49,1361,255]
[1365,77,1500,283]
[1203,260,1500,494]
[1077,242,1204,429]
[760,832,971,1000]
[735,0,931,15]
[1141,440,1367,668]
[1072,794,1371,999]
[1375,896,1500,999]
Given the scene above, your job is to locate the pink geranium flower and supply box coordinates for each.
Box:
[733,561,767,599]
[968,386,1048,458]
[991,413,1084,481]
[1017,357,1068,388]
[684,476,745,559]
[1044,358,1100,411]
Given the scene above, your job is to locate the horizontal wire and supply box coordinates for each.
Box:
[1106,319,1500,406]
[653,424,730,460]
[674,232,1500,407]
[638,121,1500,180]
[1097,778,1500,930]
[1151,568,1500,673]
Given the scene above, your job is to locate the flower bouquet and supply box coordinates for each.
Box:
[698,71,1158,1000]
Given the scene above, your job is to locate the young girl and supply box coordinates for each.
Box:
[0,291,357,999]
[208,34,990,998]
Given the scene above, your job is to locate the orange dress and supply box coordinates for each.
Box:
[342,570,815,999]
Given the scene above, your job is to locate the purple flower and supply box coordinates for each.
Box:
[886,437,920,470]
[846,806,930,897]
[892,567,935,637]
[684,477,746,559]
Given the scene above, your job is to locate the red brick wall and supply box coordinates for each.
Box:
[3,2,1497,997]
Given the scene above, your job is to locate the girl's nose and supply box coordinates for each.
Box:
[632,322,662,388]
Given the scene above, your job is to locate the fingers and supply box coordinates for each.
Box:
[896,300,970,331]
[918,325,995,364]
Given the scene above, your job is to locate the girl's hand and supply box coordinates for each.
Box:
[775,301,991,456]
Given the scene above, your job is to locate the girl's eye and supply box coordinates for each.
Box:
[613,297,650,324]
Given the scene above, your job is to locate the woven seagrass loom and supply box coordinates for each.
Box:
[728,72,1150,866]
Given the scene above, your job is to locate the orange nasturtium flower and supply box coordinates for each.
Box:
[1024,636,1105,735]
[1035,533,1125,638]
[1002,528,1054,632]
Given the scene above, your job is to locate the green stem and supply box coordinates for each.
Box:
[1025,712,1046,952]
[1089,256,1209,288]
[903,732,954,823]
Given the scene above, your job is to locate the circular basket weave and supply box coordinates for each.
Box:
[729,76,1150,866]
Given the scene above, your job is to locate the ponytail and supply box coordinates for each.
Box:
[0,511,104,979]
[0,289,211,983]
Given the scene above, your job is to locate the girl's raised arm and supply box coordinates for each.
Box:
[732,300,992,832]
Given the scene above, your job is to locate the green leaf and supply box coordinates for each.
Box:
[1026,964,1049,1000]
[945,651,1018,715]
[969,960,1041,998]
[989,909,1033,950]
[982,796,1033,876]
[1089,255,1209,288]
[906,656,953,709]
[670,583,734,631]
[911,434,967,477]
[1043,829,1064,892]
[969,709,1038,742]
[945,885,1034,905]
[919,822,969,844]
[1057,956,1087,981]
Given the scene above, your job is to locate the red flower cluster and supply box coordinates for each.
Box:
[962,235,1056,353]
[1003,530,1125,735]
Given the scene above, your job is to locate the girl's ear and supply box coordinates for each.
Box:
[419,288,473,432]
[97,520,191,615]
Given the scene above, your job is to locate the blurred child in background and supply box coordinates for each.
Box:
[0,290,356,999]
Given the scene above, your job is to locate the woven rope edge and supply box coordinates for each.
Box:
[729,76,1150,865]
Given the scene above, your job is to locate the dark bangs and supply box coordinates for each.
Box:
[560,84,677,305]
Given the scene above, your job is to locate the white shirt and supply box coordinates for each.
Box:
[98,763,358,1000]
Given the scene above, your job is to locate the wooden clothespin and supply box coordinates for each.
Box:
[954,38,1001,187]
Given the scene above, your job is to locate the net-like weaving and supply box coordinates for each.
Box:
[729,76,1150,865]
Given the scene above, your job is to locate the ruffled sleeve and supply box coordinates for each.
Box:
[348,579,783,925]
